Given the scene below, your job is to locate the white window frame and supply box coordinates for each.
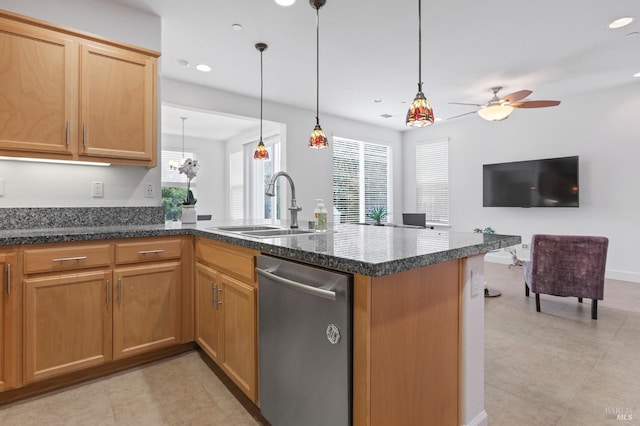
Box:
[415,138,449,226]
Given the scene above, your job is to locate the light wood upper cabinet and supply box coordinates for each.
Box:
[23,270,113,383]
[0,16,76,156]
[0,10,158,166]
[79,42,156,162]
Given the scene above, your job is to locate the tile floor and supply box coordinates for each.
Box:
[484,261,640,425]
[1,261,638,425]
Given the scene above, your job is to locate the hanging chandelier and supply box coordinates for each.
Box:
[308,0,329,149]
[254,42,270,160]
[406,0,434,127]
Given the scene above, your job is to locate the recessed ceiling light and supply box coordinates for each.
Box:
[373,98,383,103]
[196,64,212,72]
[343,87,356,93]
[609,17,634,29]
[231,24,243,31]
[380,113,393,119]
[275,0,296,6]
[634,72,640,78]
[177,59,190,67]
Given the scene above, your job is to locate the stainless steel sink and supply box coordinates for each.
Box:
[241,229,316,238]
[212,225,281,232]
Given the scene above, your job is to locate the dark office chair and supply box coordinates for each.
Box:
[524,234,609,320]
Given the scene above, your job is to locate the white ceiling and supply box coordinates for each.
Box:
[116,0,639,136]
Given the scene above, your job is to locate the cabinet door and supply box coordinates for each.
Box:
[0,253,18,391]
[220,274,257,402]
[79,42,156,164]
[195,263,222,363]
[23,271,112,383]
[0,17,76,156]
[113,262,180,359]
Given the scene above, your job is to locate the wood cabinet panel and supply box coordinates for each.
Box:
[195,263,222,363]
[23,244,111,274]
[195,238,257,284]
[23,271,112,383]
[79,42,155,162]
[0,252,19,391]
[115,239,182,265]
[219,274,256,401]
[112,262,180,359]
[0,16,76,156]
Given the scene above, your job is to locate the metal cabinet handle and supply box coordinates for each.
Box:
[65,121,70,146]
[216,285,223,308]
[52,256,87,262]
[6,263,10,295]
[82,123,87,147]
[138,249,165,255]
[118,278,122,305]
[106,280,110,306]
[256,268,337,301]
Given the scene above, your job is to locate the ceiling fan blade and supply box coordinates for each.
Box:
[502,90,532,103]
[449,102,483,107]
[447,110,478,120]
[510,100,561,108]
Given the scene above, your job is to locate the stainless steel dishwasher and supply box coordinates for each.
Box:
[256,254,352,426]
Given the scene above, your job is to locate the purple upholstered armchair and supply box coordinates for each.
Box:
[523,234,609,320]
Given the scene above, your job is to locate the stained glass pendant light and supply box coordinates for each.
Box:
[308,0,328,149]
[406,0,434,127]
[254,43,270,160]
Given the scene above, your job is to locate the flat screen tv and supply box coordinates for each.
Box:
[483,156,579,207]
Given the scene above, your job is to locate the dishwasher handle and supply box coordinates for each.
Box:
[256,267,336,301]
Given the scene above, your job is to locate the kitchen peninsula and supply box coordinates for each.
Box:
[0,208,520,426]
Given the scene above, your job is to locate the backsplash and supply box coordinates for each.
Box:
[0,207,165,230]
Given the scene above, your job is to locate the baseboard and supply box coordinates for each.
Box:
[484,252,640,283]
[464,409,488,426]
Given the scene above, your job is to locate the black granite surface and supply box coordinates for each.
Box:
[0,217,521,277]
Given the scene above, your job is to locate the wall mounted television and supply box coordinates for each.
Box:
[483,156,579,207]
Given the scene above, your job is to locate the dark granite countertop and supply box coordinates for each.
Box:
[0,219,520,277]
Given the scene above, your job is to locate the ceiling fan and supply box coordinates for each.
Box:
[448,86,561,121]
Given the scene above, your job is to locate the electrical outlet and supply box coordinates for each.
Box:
[144,183,155,198]
[91,181,104,198]
[522,243,529,249]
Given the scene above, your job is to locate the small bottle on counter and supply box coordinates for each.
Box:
[314,199,328,232]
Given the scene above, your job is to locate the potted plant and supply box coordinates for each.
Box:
[366,206,388,225]
[178,158,200,223]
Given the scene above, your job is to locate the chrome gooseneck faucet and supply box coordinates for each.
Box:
[265,171,301,229]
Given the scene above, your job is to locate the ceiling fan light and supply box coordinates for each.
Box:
[309,124,329,148]
[406,91,435,127]
[478,104,514,121]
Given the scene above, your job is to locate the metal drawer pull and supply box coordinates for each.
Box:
[138,249,165,255]
[6,263,10,295]
[52,256,88,262]
[216,286,223,307]
[106,280,110,306]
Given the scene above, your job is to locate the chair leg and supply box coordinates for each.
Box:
[578,297,583,303]
[535,293,541,312]
[592,299,598,320]
[525,283,529,297]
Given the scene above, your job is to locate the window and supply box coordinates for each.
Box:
[333,137,392,224]
[416,138,448,225]
[161,149,196,220]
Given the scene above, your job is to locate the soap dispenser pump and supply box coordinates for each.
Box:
[314,199,328,232]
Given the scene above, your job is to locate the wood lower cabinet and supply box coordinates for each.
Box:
[0,10,158,166]
[0,251,19,391]
[195,238,258,403]
[113,263,180,359]
[23,271,112,383]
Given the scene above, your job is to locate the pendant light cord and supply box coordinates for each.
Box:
[315,6,320,126]
[417,0,422,92]
[260,49,264,142]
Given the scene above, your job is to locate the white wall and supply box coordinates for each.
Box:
[162,78,404,224]
[0,0,162,208]
[403,83,640,282]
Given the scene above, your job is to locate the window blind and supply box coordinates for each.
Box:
[416,138,449,225]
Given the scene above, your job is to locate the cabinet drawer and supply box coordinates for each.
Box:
[115,239,182,265]
[24,244,111,274]
[196,239,257,283]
